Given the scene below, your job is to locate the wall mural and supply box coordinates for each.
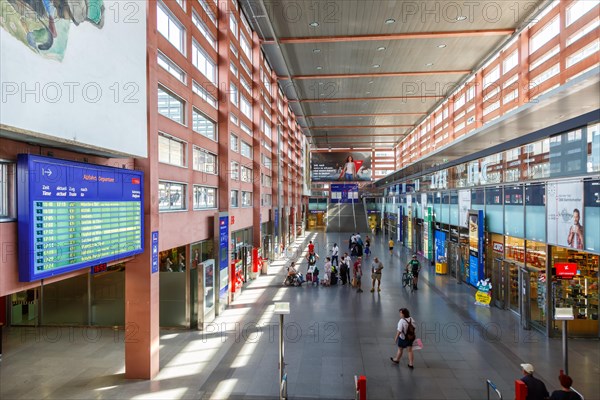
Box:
[1,0,104,61]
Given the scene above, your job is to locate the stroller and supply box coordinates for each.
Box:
[330,265,339,285]
[283,273,304,286]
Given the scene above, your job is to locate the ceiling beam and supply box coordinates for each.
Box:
[311,134,407,138]
[280,70,470,80]
[307,125,413,130]
[300,112,426,118]
[263,29,515,45]
[290,96,442,103]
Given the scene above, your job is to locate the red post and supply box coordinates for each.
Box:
[230,262,237,293]
[252,247,259,273]
[357,375,367,400]
[515,379,527,400]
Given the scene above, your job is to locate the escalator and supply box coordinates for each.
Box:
[326,200,370,233]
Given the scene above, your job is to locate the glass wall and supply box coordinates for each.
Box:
[584,180,600,253]
[42,274,89,325]
[525,184,546,242]
[526,240,547,329]
[160,246,187,327]
[486,186,503,233]
[504,185,524,238]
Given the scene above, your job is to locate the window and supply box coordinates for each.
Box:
[230,190,239,207]
[530,17,560,53]
[193,147,217,173]
[567,19,600,46]
[483,65,500,87]
[158,86,185,124]
[262,67,271,93]
[566,0,597,26]
[240,95,252,119]
[261,154,272,169]
[241,141,252,158]
[192,10,216,49]
[192,40,217,84]
[159,133,186,166]
[241,122,252,136]
[261,193,272,206]
[193,185,217,209]
[230,161,239,180]
[230,113,238,126]
[230,62,238,77]
[192,108,216,140]
[241,191,252,207]
[230,82,238,107]
[0,162,15,219]
[157,52,186,83]
[566,40,600,68]
[240,77,251,95]
[503,51,518,73]
[192,81,217,108]
[261,173,272,187]
[240,11,251,35]
[230,43,239,58]
[157,2,185,54]
[240,34,252,61]
[198,0,216,25]
[241,166,253,182]
[229,13,238,39]
[240,59,251,75]
[175,0,185,11]
[230,133,239,152]
[263,120,271,139]
[159,181,186,211]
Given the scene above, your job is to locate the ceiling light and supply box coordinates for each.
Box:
[366,91,371,94]
[368,81,374,84]
[456,16,467,21]
[320,93,325,96]
[313,48,321,53]
[426,63,434,66]
[377,46,386,51]
[322,111,327,113]
[437,44,447,48]
[385,18,396,24]
[309,21,319,27]
[318,82,324,85]
[316,66,323,70]
[372,64,380,68]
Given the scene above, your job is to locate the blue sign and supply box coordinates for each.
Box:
[468,210,485,287]
[218,215,229,296]
[330,183,359,203]
[151,231,159,274]
[435,230,447,262]
[17,154,144,282]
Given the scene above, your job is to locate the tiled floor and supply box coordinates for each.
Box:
[1,231,598,399]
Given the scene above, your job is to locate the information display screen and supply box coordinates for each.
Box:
[18,155,144,282]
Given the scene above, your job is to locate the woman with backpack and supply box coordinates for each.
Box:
[391,308,416,368]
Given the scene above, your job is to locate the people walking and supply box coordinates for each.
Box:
[353,256,363,293]
[339,254,350,285]
[364,236,371,257]
[391,308,416,368]
[519,363,549,400]
[370,257,384,292]
[388,238,394,256]
[323,257,332,286]
[308,240,315,255]
[406,255,421,290]
[331,243,339,266]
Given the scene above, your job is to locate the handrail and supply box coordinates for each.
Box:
[280,373,287,400]
[486,379,502,400]
[354,375,359,400]
[571,387,584,400]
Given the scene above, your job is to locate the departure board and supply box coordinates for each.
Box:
[17,155,144,282]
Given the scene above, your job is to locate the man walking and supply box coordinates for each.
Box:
[331,243,339,267]
[370,257,384,292]
[353,256,363,293]
[406,255,421,290]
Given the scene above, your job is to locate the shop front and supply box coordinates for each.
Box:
[159,245,188,327]
[190,240,215,330]
[231,227,254,288]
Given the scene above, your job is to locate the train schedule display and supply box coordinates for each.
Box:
[17,155,144,282]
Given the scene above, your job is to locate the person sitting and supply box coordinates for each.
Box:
[287,261,298,276]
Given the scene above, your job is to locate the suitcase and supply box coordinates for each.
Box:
[331,272,338,285]
[306,272,313,282]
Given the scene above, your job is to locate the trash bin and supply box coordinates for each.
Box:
[261,258,269,275]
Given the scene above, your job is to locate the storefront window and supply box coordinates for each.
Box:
[471,188,484,212]
[485,186,503,233]
[159,246,187,327]
[433,192,442,223]
[504,185,524,238]
[525,138,550,179]
[526,240,547,329]
[588,122,600,173]
[506,236,525,313]
[551,247,599,337]
[584,180,600,253]
[549,129,587,177]
[525,184,546,242]
[449,191,459,226]
[506,236,525,264]
[441,192,450,224]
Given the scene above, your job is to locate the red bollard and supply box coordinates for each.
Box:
[515,379,527,400]
[252,248,259,273]
[357,375,367,400]
[230,262,237,293]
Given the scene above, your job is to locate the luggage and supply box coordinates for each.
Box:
[306,272,313,282]
[331,271,338,285]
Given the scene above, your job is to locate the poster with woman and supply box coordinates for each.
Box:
[547,182,584,249]
[310,152,372,182]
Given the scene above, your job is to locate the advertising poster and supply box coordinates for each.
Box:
[458,190,471,228]
[421,193,428,220]
[434,230,447,263]
[397,206,403,243]
[468,210,485,287]
[423,207,433,260]
[547,182,584,250]
[311,152,372,182]
[218,215,229,299]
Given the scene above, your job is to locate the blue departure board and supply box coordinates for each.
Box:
[17,155,144,282]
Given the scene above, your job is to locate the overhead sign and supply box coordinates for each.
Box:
[17,154,144,281]
[311,152,372,182]
[151,231,159,274]
[555,263,577,279]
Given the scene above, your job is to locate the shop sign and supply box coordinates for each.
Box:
[555,263,577,279]
[493,242,504,253]
[468,210,485,287]
[474,278,492,307]
[231,216,235,225]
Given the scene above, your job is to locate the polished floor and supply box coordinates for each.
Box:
[0,231,598,399]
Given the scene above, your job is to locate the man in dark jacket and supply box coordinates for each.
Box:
[520,363,549,400]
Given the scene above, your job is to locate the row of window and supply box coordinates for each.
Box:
[159,181,257,211]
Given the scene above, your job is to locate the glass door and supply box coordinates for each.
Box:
[508,261,520,313]
[190,267,198,330]
[520,268,531,330]
[529,268,547,330]
[493,258,509,309]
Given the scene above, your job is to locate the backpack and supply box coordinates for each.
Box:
[308,254,316,265]
[404,318,416,341]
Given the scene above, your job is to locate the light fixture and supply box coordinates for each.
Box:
[426,63,434,66]
[437,44,447,48]
[318,82,324,85]
[313,48,321,53]
[372,64,380,68]
[385,18,396,24]
[377,46,386,51]
[316,66,323,70]
[366,91,371,94]
[309,21,319,27]
[368,80,374,84]
[456,16,467,21]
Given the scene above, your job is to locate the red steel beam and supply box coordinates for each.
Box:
[290,96,442,103]
[308,125,413,130]
[311,134,408,138]
[281,70,470,80]
[263,29,515,44]
[300,112,426,118]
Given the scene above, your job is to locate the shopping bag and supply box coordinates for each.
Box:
[306,272,313,281]
[413,338,423,350]
[351,278,356,287]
